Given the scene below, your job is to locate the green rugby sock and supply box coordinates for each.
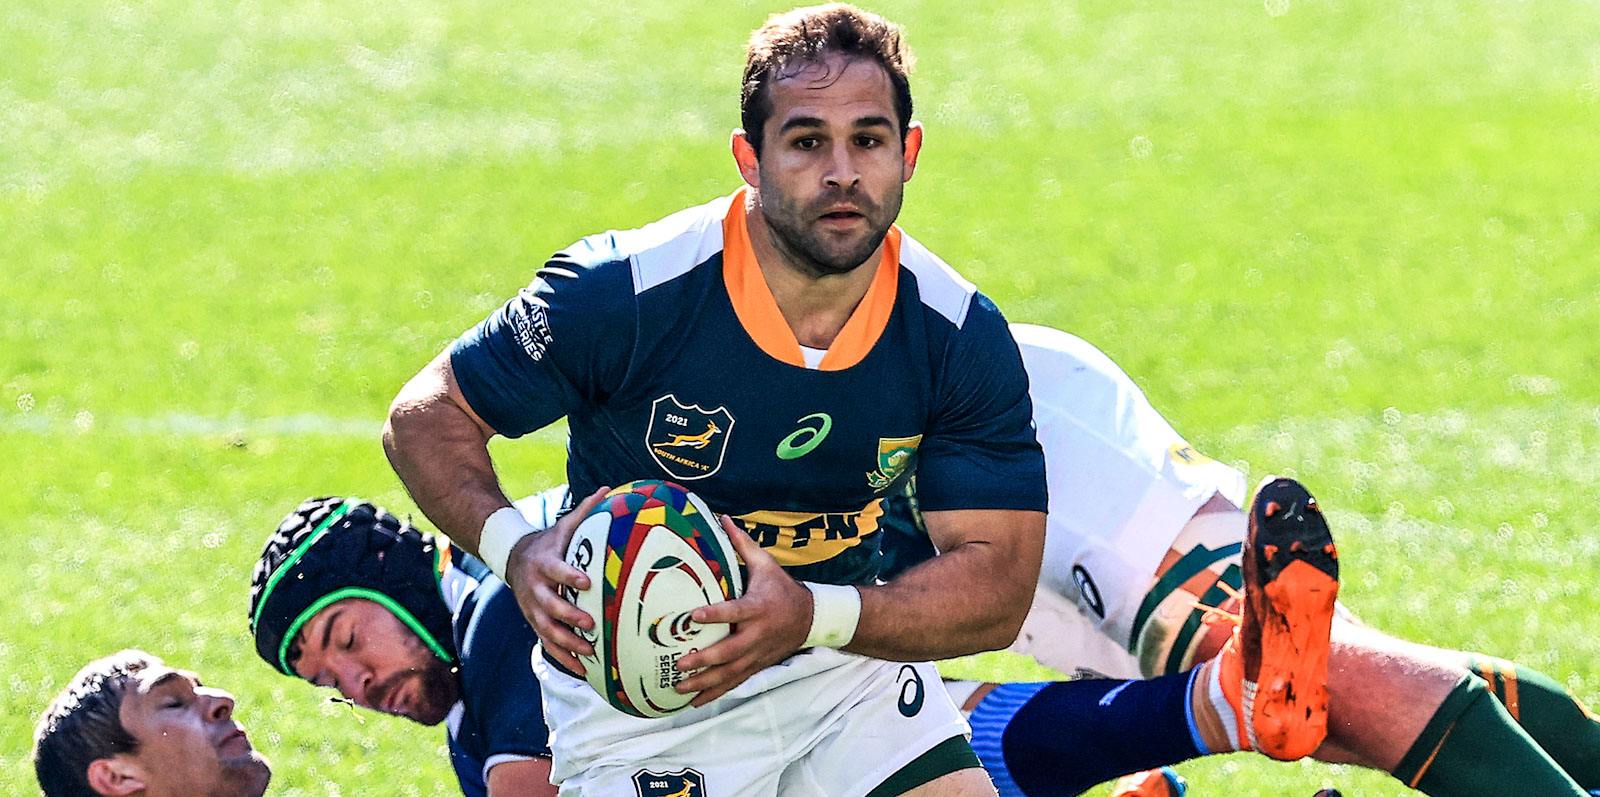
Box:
[1469,654,1600,790]
[1394,673,1586,797]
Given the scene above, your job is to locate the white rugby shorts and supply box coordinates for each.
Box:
[536,649,965,796]
[515,487,969,796]
[1005,324,1248,679]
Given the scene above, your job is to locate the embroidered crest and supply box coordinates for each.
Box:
[646,395,736,480]
[866,434,922,491]
[633,768,706,797]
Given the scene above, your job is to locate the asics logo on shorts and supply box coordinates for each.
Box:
[1073,565,1106,619]
[896,665,925,717]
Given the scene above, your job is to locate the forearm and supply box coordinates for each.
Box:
[383,355,512,554]
[846,526,1041,661]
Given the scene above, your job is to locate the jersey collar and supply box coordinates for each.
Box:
[722,186,901,372]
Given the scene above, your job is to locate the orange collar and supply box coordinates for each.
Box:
[721,187,900,371]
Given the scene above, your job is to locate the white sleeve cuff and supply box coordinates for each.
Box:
[482,752,542,782]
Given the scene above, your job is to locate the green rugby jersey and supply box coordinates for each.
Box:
[450,189,1045,585]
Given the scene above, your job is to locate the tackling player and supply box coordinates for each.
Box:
[33,650,271,797]
[384,5,1050,794]
[884,324,1600,796]
[248,496,554,797]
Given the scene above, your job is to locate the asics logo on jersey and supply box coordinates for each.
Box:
[776,413,832,460]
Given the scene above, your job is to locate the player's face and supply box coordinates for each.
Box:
[745,54,921,276]
[114,667,271,797]
[291,597,459,726]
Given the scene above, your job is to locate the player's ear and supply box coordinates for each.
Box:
[901,122,923,183]
[732,129,760,189]
[87,757,146,796]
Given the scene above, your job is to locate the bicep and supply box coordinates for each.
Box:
[486,756,555,797]
[919,508,1046,569]
[390,349,498,440]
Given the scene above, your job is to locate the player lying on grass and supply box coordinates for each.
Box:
[249,497,555,797]
[256,483,1368,795]
[256,414,1590,797]
[33,650,271,797]
[881,324,1600,797]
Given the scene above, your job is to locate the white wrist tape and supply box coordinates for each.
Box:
[479,507,538,581]
[801,582,862,649]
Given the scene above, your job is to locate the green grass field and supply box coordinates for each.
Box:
[5,0,1599,793]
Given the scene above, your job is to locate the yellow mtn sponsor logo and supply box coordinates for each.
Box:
[731,501,885,567]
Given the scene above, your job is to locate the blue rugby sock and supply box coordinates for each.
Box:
[968,672,1207,797]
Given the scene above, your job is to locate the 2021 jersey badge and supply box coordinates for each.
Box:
[632,767,706,797]
[646,394,736,480]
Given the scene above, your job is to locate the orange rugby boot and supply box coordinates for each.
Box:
[1109,767,1187,796]
[1215,476,1340,760]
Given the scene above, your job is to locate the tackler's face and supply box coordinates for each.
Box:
[290,597,460,726]
[745,53,922,276]
[113,666,271,797]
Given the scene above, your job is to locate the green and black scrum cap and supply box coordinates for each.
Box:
[249,496,457,677]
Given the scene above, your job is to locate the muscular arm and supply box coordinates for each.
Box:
[486,757,555,797]
[849,508,1046,660]
[382,350,512,555]
[386,349,606,669]
[680,507,1045,704]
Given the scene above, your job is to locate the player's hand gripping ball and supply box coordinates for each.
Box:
[562,480,744,717]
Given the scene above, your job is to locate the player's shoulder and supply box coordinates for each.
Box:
[1007,323,1141,406]
[554,193,734,297]
[896,229,979,330]
[1009,323,1130,375]
[1008,323,1115,366]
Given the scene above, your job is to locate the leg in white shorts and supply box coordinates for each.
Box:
[1005,324,1249,680]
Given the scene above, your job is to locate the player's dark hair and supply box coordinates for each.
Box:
[741,3,914,157]
[33,650,159,797]
[249,497,461,677]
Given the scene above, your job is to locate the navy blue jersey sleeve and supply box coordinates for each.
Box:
[915,294,1048,513]
[449,236,637,438]
[449,738,489,797]
[458,581,551,766]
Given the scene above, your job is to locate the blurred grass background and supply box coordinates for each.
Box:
[3,0,1598,793]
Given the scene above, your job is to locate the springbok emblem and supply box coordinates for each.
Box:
[660,421,721,449]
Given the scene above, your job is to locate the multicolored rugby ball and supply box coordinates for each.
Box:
[562,479,744,718]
